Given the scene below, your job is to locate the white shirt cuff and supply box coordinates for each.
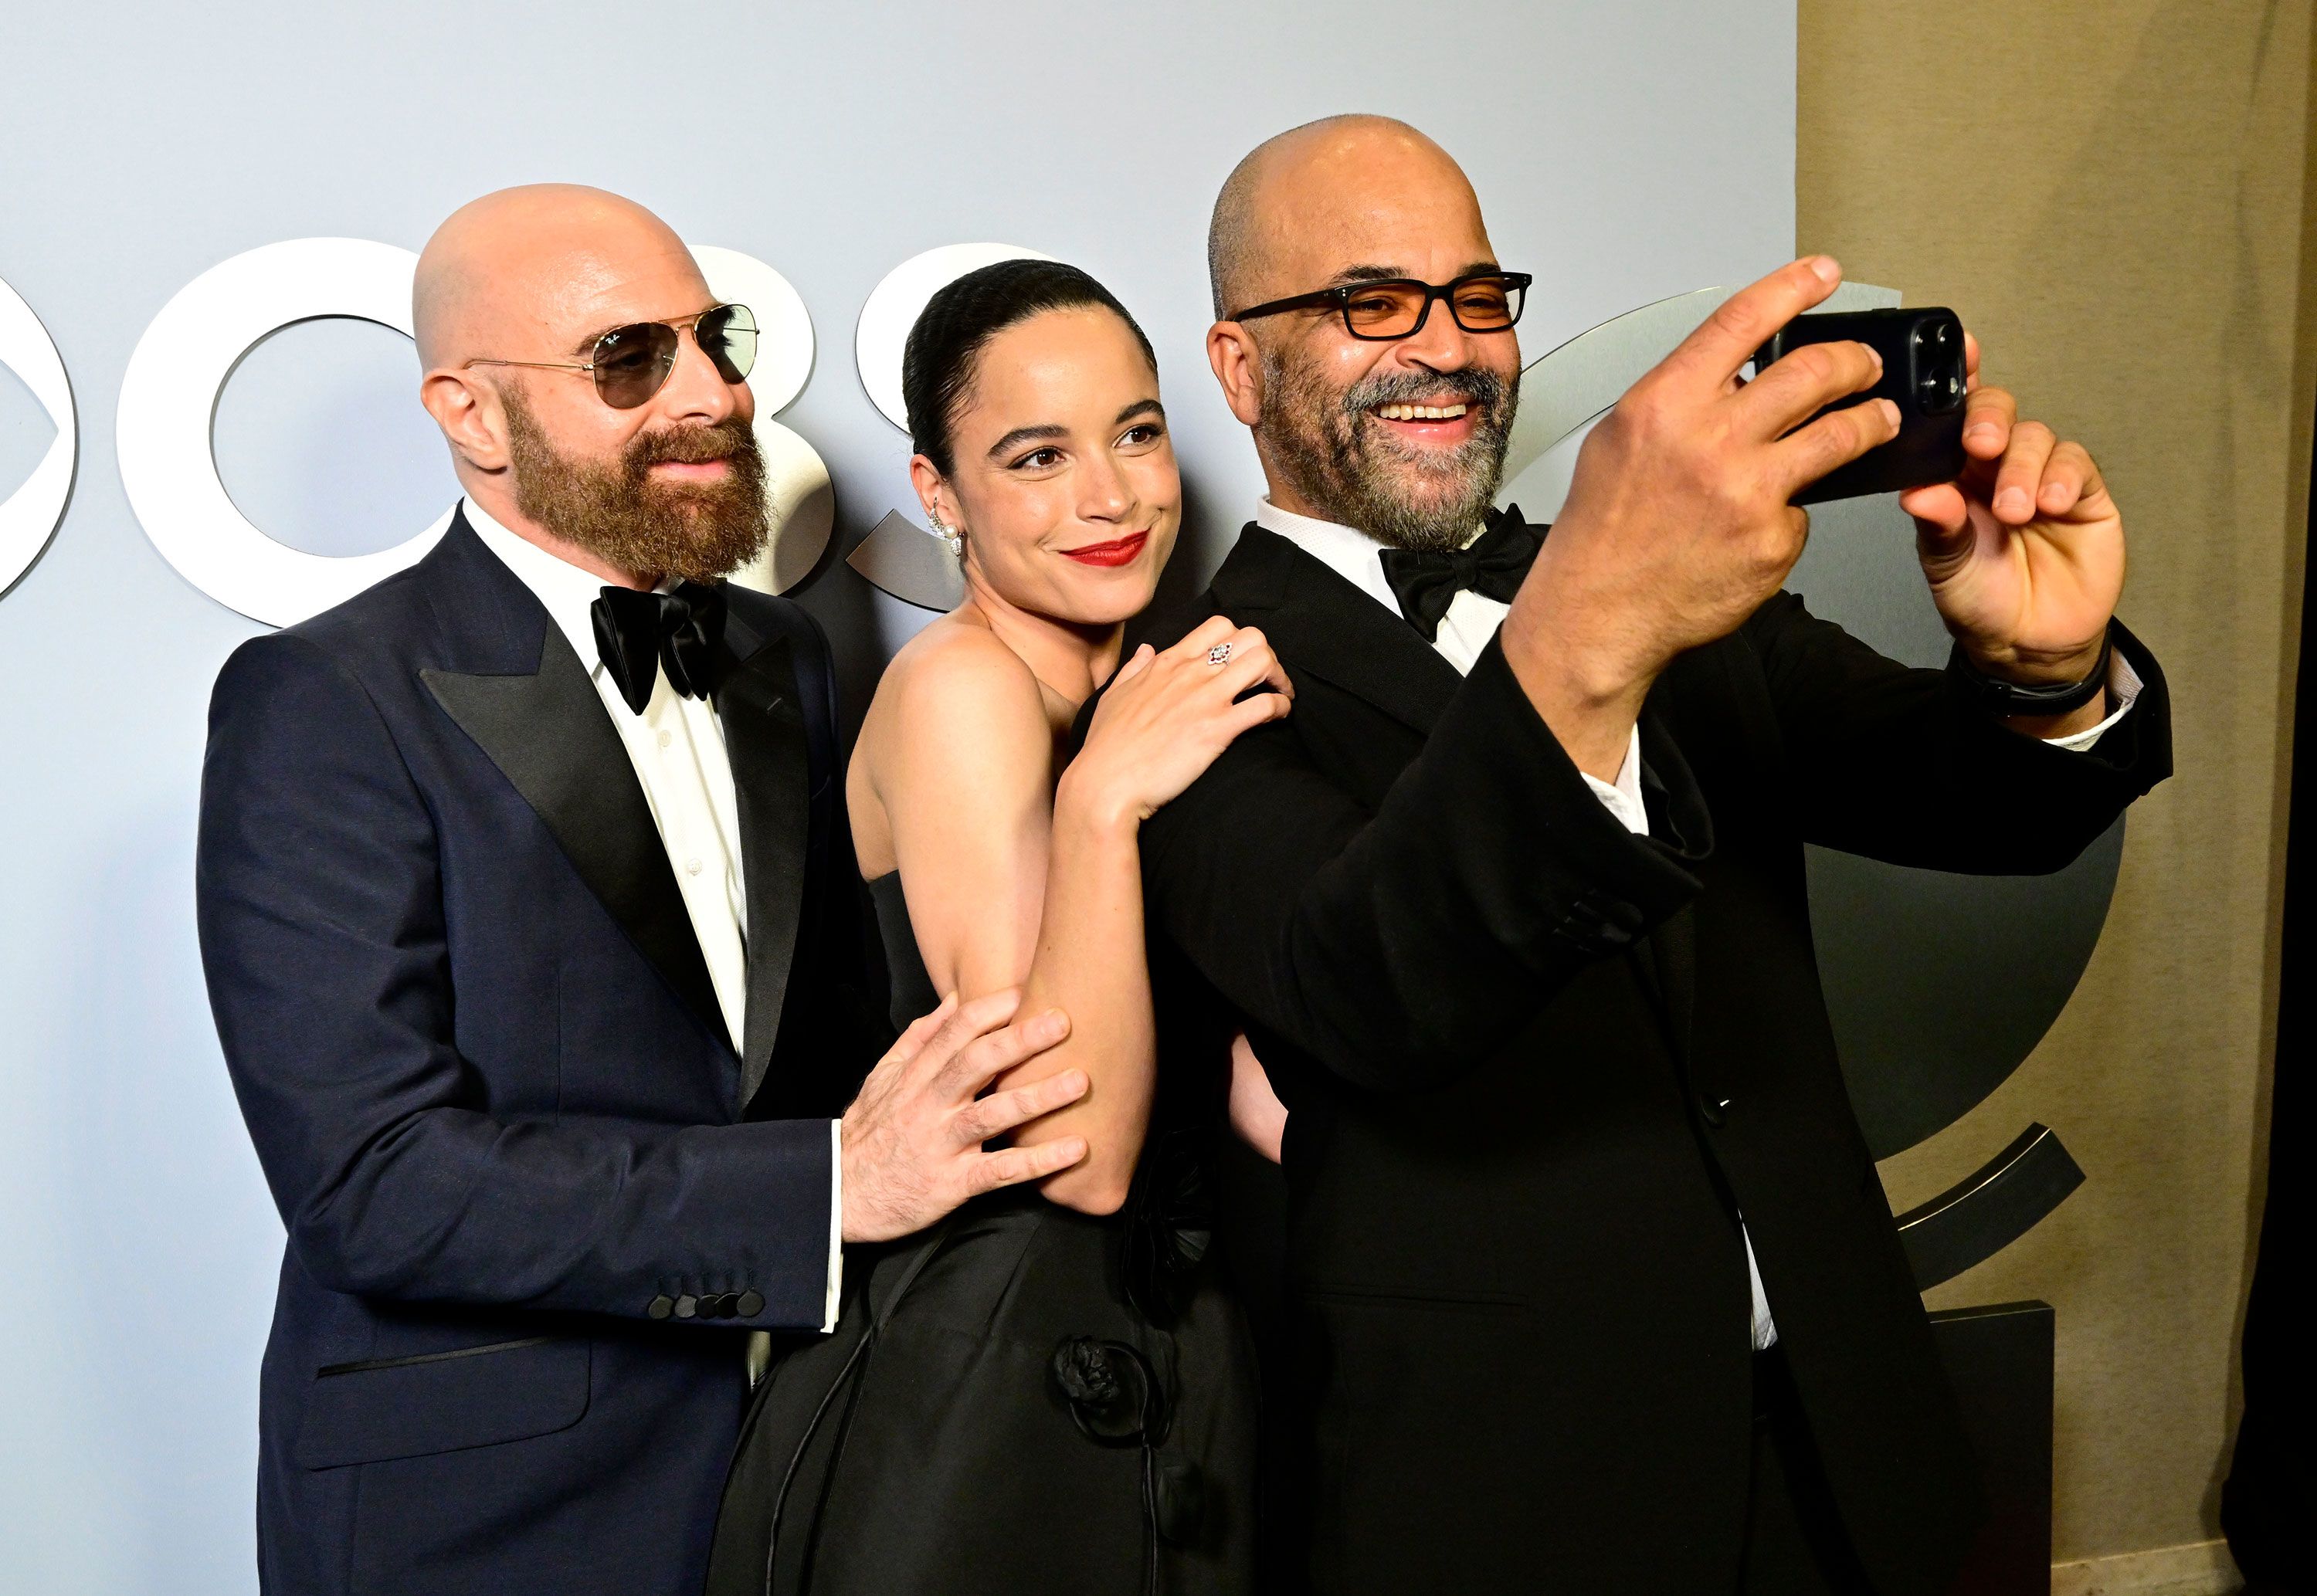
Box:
[1582,725,1651,837]
[2041,649,2144,754]
[823,1118,843,1333]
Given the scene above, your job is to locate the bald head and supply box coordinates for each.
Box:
[413,184,708,372]
[412,184,765,588]
[1206,115,1487,320]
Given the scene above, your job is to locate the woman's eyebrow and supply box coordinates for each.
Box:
[1114,399,1164,425]
[986,423,1067,459]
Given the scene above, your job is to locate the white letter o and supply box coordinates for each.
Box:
[119,239,834,629]
[0,274,80,598]
[117,239,448,628]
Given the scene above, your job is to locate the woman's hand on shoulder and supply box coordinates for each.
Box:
[1065,616,1294,830]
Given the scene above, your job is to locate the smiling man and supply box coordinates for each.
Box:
[1122,118,2174,1591]
[196,185,1086,1596]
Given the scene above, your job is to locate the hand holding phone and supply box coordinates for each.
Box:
[1753,307,1968,504]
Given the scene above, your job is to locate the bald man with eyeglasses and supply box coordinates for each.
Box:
[197,185,1087,1596]
[1111,117,2173,1594]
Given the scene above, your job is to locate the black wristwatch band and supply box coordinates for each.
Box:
[1948,629,2114,717]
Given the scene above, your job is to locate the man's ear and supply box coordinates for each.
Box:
[1206,321,1265,429]
[420,369,511,472]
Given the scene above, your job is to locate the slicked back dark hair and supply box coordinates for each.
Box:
[901,258,1158,476]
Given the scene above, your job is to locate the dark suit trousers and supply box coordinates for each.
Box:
[1742,1350,1878,1594]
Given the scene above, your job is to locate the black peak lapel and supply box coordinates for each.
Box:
[715,621,810,1109]
[422,608,728,1054]
[1210,527,1464,735]
[1633,704,1708,1059]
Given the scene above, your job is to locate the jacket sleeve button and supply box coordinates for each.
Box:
[737,1289,765,1317]
[647,1294,675,1320]
[673,1294,698,1320]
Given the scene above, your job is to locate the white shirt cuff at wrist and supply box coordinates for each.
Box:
[1581,725,1651,837]
[823,1118,843,1333]
[2043,649,2144,754]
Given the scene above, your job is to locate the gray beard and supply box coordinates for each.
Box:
[1257,350,1517,554]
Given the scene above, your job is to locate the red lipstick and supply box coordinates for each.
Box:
[1059,531,1150,568]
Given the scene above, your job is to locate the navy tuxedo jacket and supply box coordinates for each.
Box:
[197,513,884,1596]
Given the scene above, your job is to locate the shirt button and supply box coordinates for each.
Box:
[686,859,703,876]
[656,730,672,749]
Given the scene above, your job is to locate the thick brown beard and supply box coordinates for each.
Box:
[1257,346,1517,554]
[501,385,770,584]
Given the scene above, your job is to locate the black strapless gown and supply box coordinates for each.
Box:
[703,874,1258,1596]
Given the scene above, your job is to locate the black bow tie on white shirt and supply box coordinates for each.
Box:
[1376,510,1542,642]
[591,581,727,715]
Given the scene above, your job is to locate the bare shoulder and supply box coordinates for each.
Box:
[863,617,1053,792]
[880,618,1047,735]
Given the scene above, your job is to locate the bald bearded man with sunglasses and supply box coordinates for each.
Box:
[196,185,1088,1596]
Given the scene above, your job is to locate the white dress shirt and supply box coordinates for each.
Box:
[1254,496,2142,1351]
[469,499,843,1339]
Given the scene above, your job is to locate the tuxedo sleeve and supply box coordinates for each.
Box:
[197,632,835,1330]
[1136,632,1705,1093]
[1740,591,2173,871]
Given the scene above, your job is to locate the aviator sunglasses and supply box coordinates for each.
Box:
[466,302,760,409]
[1229,271,1532,341]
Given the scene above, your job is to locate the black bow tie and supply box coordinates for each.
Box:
[591,581,727,715]
[1376,510,1542,642]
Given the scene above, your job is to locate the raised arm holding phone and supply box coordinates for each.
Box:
[1128,116,2167,1595]
[1509,253,2132,783]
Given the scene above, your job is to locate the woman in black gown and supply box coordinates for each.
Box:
[706,260,1288,1595]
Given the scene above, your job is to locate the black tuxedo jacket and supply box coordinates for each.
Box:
[1132,520,2170,1594]
[196,512,882,1596]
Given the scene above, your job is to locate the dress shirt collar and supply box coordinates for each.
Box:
[1252,496,1487,617]
[1253,496,1399,613]
[465,496,669,679]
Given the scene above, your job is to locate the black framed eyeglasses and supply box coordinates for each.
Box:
[466,302,759,409]
[1229,272,1532,341]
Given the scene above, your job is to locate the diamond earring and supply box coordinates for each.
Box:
[928,509,963,559]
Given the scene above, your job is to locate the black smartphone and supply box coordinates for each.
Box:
[1752,307,1968,505]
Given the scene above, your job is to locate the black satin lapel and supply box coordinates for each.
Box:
[1644,902,1698,1063]
[1279,591,1463,734]
[1212,528,1461,734]
[422,630,726,1048]
[716,633,810,1108]
[1635,698,1707,1059]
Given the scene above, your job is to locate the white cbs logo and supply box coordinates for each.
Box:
[16,238,1047,623]
[0,275,77,598]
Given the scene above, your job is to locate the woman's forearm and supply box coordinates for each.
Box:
[1002,770,1158,1214]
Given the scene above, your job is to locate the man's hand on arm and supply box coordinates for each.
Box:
[1899,334,2128,741]
[1497,256,1901,778]
[837,990,1086,1243]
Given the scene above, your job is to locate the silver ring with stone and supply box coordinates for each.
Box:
[1207,642,1233,666]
